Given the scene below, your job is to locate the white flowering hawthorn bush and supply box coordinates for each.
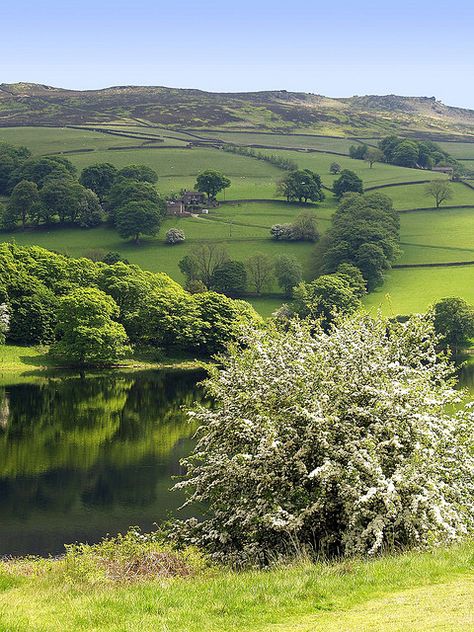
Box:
[0,303,10,344]
[175,314,474,565]
[166,228,186,245]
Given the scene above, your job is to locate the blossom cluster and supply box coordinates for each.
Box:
[175,314,474,564]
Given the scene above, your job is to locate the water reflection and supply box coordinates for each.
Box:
[0,370,205,557]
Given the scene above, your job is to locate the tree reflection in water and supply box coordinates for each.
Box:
[0,369,205,557]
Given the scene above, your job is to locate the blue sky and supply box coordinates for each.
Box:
[1,0,473,108]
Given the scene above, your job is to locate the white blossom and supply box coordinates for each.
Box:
[174,314,474,565]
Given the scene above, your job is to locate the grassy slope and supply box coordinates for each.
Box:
[66,146,282,199]
[0,542,472,631]
[256,148,447,187]
[1,126,474,316]
[198,130,358,153]
[399,207,474,264]
[0,126,156,154]
[388,181,474,210]
[364,265,474,316]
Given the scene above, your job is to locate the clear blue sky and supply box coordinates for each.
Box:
[2,0,473,108]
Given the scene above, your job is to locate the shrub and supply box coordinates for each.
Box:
[63,528,206,583]
[166,228,186,245]
[175,315,474,565]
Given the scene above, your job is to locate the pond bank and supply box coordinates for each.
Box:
[0,344,209,375]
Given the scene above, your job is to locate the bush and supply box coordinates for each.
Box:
[175,315,474,565]
[63,527,206,583]
[166,228,186,245]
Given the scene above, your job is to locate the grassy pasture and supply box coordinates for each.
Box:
[212,199,334,229]
[0,126,151,154]
[0,216,315,285]
[437,141,474,159]
[66,147,282,199]
[364,265,474,316]
[386,181,474,210]
[255,148,447,187]
[399,207,474,264]
[197,130,358,153]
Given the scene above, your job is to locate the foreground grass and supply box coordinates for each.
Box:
[0,541,472,631]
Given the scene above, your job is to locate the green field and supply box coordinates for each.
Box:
[399,207,474,264]
[438,141,474,159]
[0,541,472,631]
[386,181,474,210]
[256,148,447,187]
[64,146,282,199]
[196,130,359,153]
[0,216,315,286]
[364,265,474,316]
[0,126,162,154]
[2,126,474,316]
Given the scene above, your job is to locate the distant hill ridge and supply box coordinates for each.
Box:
[0,83,473,138]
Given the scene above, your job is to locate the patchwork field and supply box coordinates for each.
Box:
[195,130,359,153]
[1,125,474,317]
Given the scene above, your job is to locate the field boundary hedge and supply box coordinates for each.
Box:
[398,204,474,213]
[393,260,474,269]
[365,180,435,192]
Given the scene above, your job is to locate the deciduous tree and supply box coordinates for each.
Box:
[425,180,453,208]
[196,171,231,200]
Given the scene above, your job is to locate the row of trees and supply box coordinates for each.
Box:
[178,244,304,297]
[0,243,261,365]
[222,144,298,171]
[0,142,234,242]
[348,136,461,172]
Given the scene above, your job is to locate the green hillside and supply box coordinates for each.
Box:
[1,121,474,318]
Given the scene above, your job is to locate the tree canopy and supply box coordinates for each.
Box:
[195,170,231,200]
[321,192,400,290]
[52,287,130,366]
[277,169,324,204]
[333,170,364,199]
[115,199,165,242]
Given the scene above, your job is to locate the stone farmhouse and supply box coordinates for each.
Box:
[166,190,216,216]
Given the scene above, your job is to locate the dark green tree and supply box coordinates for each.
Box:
[115,200,165,243]
[277,169,325,203]
[195,170,231,200]
[9,156,76,191]
[6,180,39,228]
[349,144,368,160]
[79,163,118,200]
[0,143,31,194]
[274,255,303,297]
[392,140,419,167]
[107,180,161,223]
[117,164,158,184]
[211,260,247,297]
[333,170,364,199]
[433,297,474,352]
